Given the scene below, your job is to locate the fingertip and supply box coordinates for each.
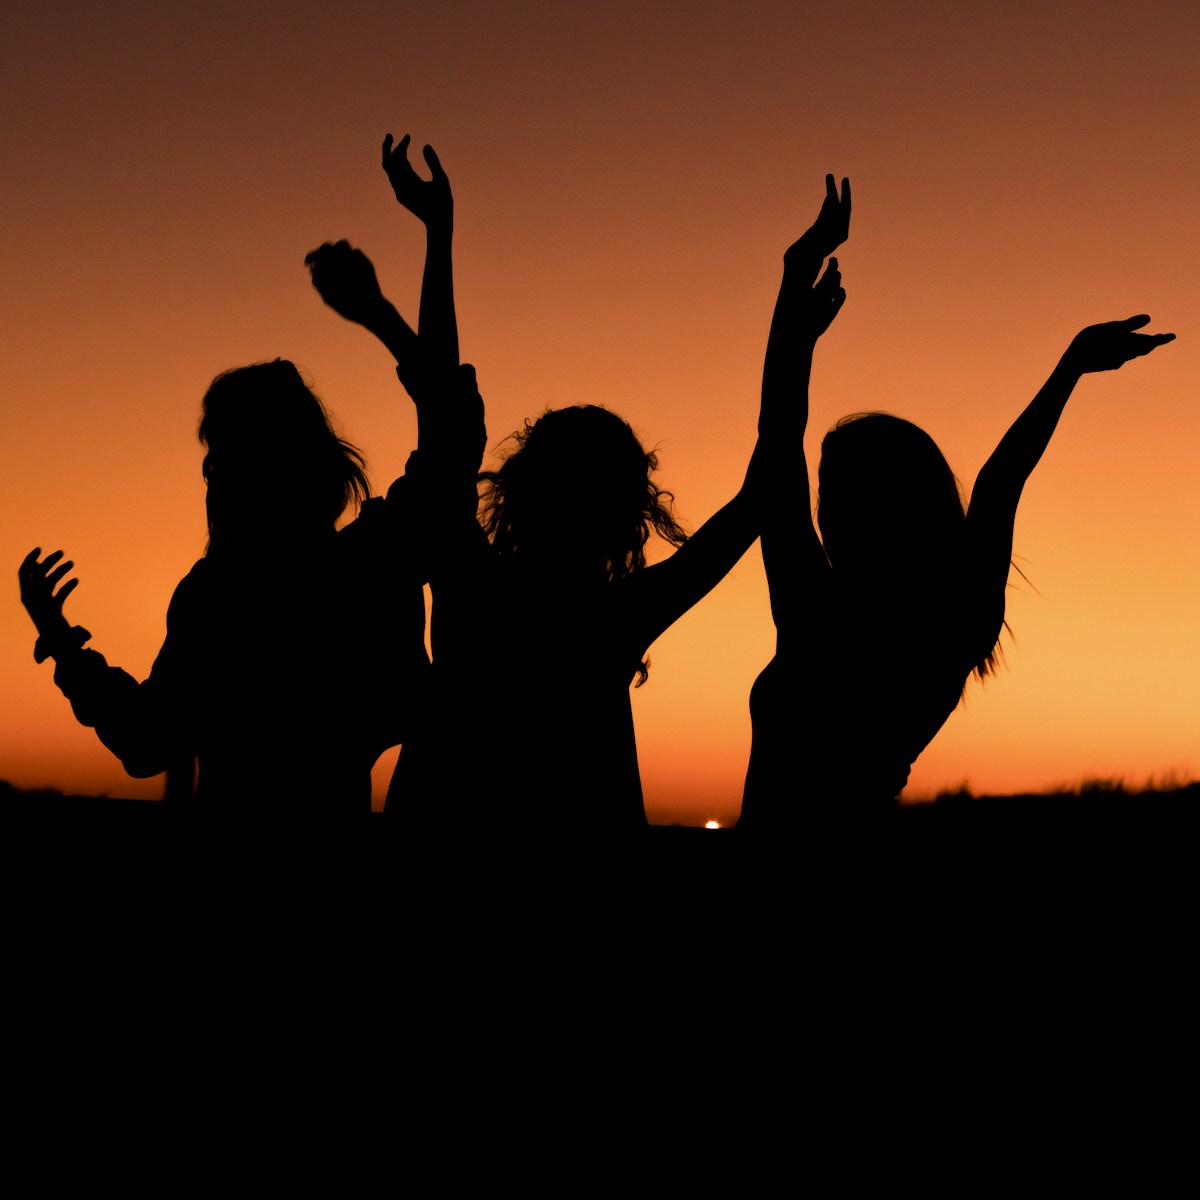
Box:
[1127,314,1151,328]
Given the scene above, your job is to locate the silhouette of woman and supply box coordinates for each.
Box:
[19,361,428,810]
[739,176,1176,827]
[311,133,781,828]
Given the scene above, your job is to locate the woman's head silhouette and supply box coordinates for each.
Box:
[478,405,689,686]
[479,405,688,584]
[817,412,965,577]
[198,360,369,546]
[817,411,1005,677]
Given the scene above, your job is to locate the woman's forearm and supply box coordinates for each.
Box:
[419,225,459,373]
[976,356,1082,505]
[760,262,818,440]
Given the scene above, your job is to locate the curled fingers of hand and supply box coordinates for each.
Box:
[382,131,410,159]
[383,132,413,174]
[19,547,44,577]
[43,557,74,588]
[305,242,333,269]
[817,257,841,289]
[306,241,352,270]
[53,577,79,606]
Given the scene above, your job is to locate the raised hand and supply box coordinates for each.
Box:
[804,256,847,338]
[382,133,452,232]
[19,548,89,662]
[1064,315,1176,374]
[810,173,851,256]
[785,174,851,268]
[304,241,389,328]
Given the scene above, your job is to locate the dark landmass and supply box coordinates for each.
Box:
[5,780,1196,951]
[4,776,1196,823]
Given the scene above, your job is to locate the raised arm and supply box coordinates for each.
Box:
[968,315,1176,590]
[382,133,459,374]
[762,175,850,436]
[18,548,182,777]
[19,547,90,663]
[307,134,466,456]
[619,178,851,654]
[304,240,421,386]
[759,175,850,633]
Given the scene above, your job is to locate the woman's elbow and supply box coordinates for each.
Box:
[120,755,169,780]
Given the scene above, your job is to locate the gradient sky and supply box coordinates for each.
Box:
[2,0,1196,823]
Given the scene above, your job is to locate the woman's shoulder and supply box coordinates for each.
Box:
[339,492,400,542]
[168,559,210,609]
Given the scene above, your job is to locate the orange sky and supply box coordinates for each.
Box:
[2,1,1196,823]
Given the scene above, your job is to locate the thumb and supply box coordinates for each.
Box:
[424,144,446,180]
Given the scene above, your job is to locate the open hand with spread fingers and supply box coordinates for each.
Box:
[19,548,90,663]
[1063,315,1175,375]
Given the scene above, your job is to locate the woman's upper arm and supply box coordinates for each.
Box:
[761,514,831,637]
[964,465,1021,605]
[617,490,759,655]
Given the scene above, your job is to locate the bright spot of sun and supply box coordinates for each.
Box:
[705,820,720,830]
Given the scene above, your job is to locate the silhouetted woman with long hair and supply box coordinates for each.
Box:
[309,133,787,828]
[739,176,1175,827]
[19,361,426,810]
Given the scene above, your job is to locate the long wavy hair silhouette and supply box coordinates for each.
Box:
[738,173,1174,828]
[479,404,688,685]
[817,411,1003,678]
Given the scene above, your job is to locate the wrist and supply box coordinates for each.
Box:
[34,622,91,665]
[360,297,400,334]
[1054,349,1087,382]
[783,230,824,267]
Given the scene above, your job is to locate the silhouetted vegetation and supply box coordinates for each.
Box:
[4,776,1194,824]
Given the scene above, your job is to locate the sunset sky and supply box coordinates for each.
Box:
[2,0,1195,824]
